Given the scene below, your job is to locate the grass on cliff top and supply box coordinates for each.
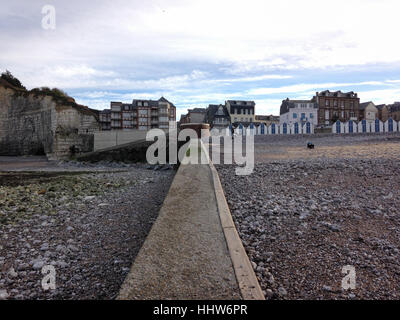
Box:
[0,70,97,116]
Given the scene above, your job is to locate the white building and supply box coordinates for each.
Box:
[359,101,378,123]
[279,98,318,126]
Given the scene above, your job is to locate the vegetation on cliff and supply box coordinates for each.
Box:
[0,70,26,90]
[0,70,98,118]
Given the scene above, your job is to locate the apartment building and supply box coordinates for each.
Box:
[314,90,360,126]
[279,99,318,126]
[226,100,255,124]
[102,97,176,130]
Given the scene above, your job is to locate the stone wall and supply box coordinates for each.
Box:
[93,129,171,151]
[0,84,100,158]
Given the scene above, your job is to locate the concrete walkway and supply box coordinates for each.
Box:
[118,163,241,300]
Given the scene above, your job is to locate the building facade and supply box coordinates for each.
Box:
[314,90,360,126]
[389,102,400,121]
[376,104,390,122]
[279,99,318,126]
[204,104,231,129]
[226,100,255,124]
[359,101,378,122]
[104,97,176,130]
[187,108,207,123]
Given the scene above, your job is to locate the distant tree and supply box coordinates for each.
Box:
[0,70,26,90]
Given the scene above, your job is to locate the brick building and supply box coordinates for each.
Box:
[389,102,400,121]
[376,104,390,122]
[101,97,176,130]
[314,90,360,126]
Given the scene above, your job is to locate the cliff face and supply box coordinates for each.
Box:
[0,82,100,158]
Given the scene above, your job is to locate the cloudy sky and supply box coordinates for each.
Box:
[1,0,400,118]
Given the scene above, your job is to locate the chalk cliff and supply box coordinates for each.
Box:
[0,79,100,159]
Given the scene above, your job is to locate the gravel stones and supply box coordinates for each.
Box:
[0,163,175,300]
[217,133,400,300]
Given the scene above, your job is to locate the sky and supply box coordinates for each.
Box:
[1,0,400,119]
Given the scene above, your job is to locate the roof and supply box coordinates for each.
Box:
[389,103,400,112]
[227,100,255,106]
[316,90,358,98]
[189,108,207,113]
[126,97,176,108]
[158,96,176,107]
[205,104,230,123]
[359,101,375,111]
[255,115,279,121]
[280,98,318,115]
[375,104,387,110]
[131,99,159,107]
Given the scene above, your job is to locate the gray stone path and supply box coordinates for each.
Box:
[118,164,241,300]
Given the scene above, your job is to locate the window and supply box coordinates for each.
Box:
[301,113,305,119]
[293,113,298,119]
[310,113,313,118]
[325,100,329,107]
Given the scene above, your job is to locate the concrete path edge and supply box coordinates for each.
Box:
[200,141,265,300]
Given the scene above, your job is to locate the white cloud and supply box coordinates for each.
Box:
[1,0,400,118]
[247,81,394,96]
